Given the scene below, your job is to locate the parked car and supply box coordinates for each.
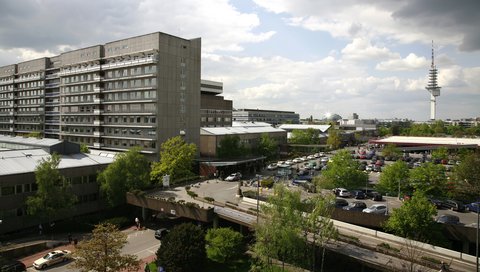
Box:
[343,201,367,212]
[33,250,71,270]
[362,204,388,215]
[352,190,366,199]
[225,172,242,181]
[320,157,329,164]
[465,202,480,213]
[0,259,26,272]
[267,163,278,170]
[436,214,460,225]
[333,198,349,208]
[154,228,170,240]
[371,192,383,201]
[365,164,374,171]
[442,200,465,212]
[428,198,444,209]
[292,158,302,163]
[338,188,351,198]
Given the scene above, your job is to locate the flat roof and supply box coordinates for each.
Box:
[232,121,273,127]
[201,126,285,136]
[278,124,331,133]
[0,135,63,148]
[371,136,480,147]
[0,149,115,176]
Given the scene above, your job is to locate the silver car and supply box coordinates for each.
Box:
[362,204,388,215]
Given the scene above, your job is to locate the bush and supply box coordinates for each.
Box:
[101,217,130,228]
[187,190,198,198]
[204,196,214,202]
[242,190,258,199]
[260,178,274,188]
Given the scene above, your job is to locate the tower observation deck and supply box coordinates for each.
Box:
[425,41,441,120]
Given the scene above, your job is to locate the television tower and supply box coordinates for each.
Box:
[425,41,441,120]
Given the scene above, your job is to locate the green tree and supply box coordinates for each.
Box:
[205,227,244,264]
[156,223,206,272]
[216,135,248,159]
[446,124,465,137]
[80,143,90,153]
[431,120,446,135]
[384,191,437,241]
[451,152,480,201]
[26,153,76,222]
[408,162,447,196]
[326,129,341,150]
[381,144,401,159]
[256,133,278,161]
[431,147,449,161]
[253,184,307,270]
[377,126,392,137]
[151,136,197,183]
[98,147,150,206]
[376,160,410,197]
[316,150,367,189]
[72,223,139,272]
[290,128,320,145]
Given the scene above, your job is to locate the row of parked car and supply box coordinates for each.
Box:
[332,188,383,201]
[428,198,480,213]
[333,198,388,215]
[267,153,329,170]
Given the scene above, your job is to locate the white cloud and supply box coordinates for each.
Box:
[376,53,429,71]
[341,38,397,61]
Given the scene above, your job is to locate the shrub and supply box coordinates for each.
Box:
[260,178,274,188]
[101,217,130,228]
[204,196,214,202]
[187,190,198,198]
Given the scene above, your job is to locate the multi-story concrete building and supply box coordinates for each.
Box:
[233,108,299,125]
[0,32,201,159]
[200,79,232,127]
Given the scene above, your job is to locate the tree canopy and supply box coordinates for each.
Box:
[289,128,320,145]
[326,129,342,150]
[381,144,401,159]
[72,223,139,272]
[376,160,410,197]
[216,135,248,159]
[205,227,244,264]
[384,191,437,241]
[255,133,278,161]
[408,162,447,197]
[431,147,449,161]
[26,153,76,221]
[450,151,480,201]
[316,150,367,189]
[150,136,197,183]
[98,147,150,206]
[156,223,206,272]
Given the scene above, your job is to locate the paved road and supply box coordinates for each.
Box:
[26,228,160,272]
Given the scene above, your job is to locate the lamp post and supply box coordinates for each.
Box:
[476,202,479,272]
[256,175,260,224]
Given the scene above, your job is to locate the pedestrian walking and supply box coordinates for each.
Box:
[135,217,140,230]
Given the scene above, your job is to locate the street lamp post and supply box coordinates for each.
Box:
[256,175,260,224]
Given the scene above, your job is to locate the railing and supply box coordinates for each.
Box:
[101,57,157,69]
[58,66,101,76]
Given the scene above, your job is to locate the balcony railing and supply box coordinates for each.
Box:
[58,66,101,76]
[101,57,157,70]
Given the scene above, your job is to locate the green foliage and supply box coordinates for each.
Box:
[289,128,320,144]
[205,228,244,263]
[326,129,342,150]
[187,190,198,198]
[378,126,392,137]
[98,147,150,207]
[150,136,197,183]
[72,223,139,272]
[408,162,447,196]
[384,191,437,241]
[216,135,248,159]
[101,216,130,228]
[25,131,42,139]
[156,223,206,272]
[26,153,77,221]
[260,177,274,188]
[450,151,480,201]
[80,143,90,153]
[204,196,215,202]
[320,150,367,189]
[376,161,409,196]
[382,144,401,158]
[431,147,449,161]
[255,133,278,161]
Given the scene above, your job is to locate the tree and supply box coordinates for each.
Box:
[431,146,449,161]
[255,133,278,161]
[384,191,437,241]
[316,150,367,189]
[326,129,341,150]
[376,160,409,197]
[80,143,90,153]
[26,153,76,222]
[290,128,320,145]
[98,147,150,206]
[205,227,244,263]
[450,151,480,201]
[408,162,447,197]
[72,223,139,272]
[215,135,248,159]
[150,136,197,183]
[156,223,206,272]
[381,144,401,159]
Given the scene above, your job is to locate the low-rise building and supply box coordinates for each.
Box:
[233,108,299,125]
[200,80,232,127]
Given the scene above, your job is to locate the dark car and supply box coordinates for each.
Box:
[0,260,26,272]
[371,192,383,201]
[436,214,460,225]
[428,198,444,209]
[343,201,367,212]
[154,228,169,240]
[442,200,465,212]
[465,202,480,213]
[352,190,366,199]
[333,198,349,208]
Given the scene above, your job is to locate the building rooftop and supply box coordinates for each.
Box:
[232,121,273,127]
[278,124,331,133]
[0,135,63,148]
[0,149,116,176]
[372,136,480,147]
[201,126,285,136]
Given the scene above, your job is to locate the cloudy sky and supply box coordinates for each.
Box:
[1,0,479,121]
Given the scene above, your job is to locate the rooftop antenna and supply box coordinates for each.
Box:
[425,40,441,120]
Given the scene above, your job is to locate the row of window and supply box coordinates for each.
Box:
[103,138,156,149]
[105,115,156,124]
[61,105,94,113]
[61,126,93,134]
[201,117,232,122]
[17,89,44,97]
[61,83,99,94]
[15,116,43,123]
[104,128,156,137]
[61,94,96,104]
[104,90,157,102]
[0,85,13,92]
[17,80,44,89]
[104,103,156,113]
[0,107,43,113]
[105,65,157,79]
[0,182,37,196]
[62,73,100,84]
[105,78,157,90]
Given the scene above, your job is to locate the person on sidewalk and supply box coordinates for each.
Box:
[135,217,140,230]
